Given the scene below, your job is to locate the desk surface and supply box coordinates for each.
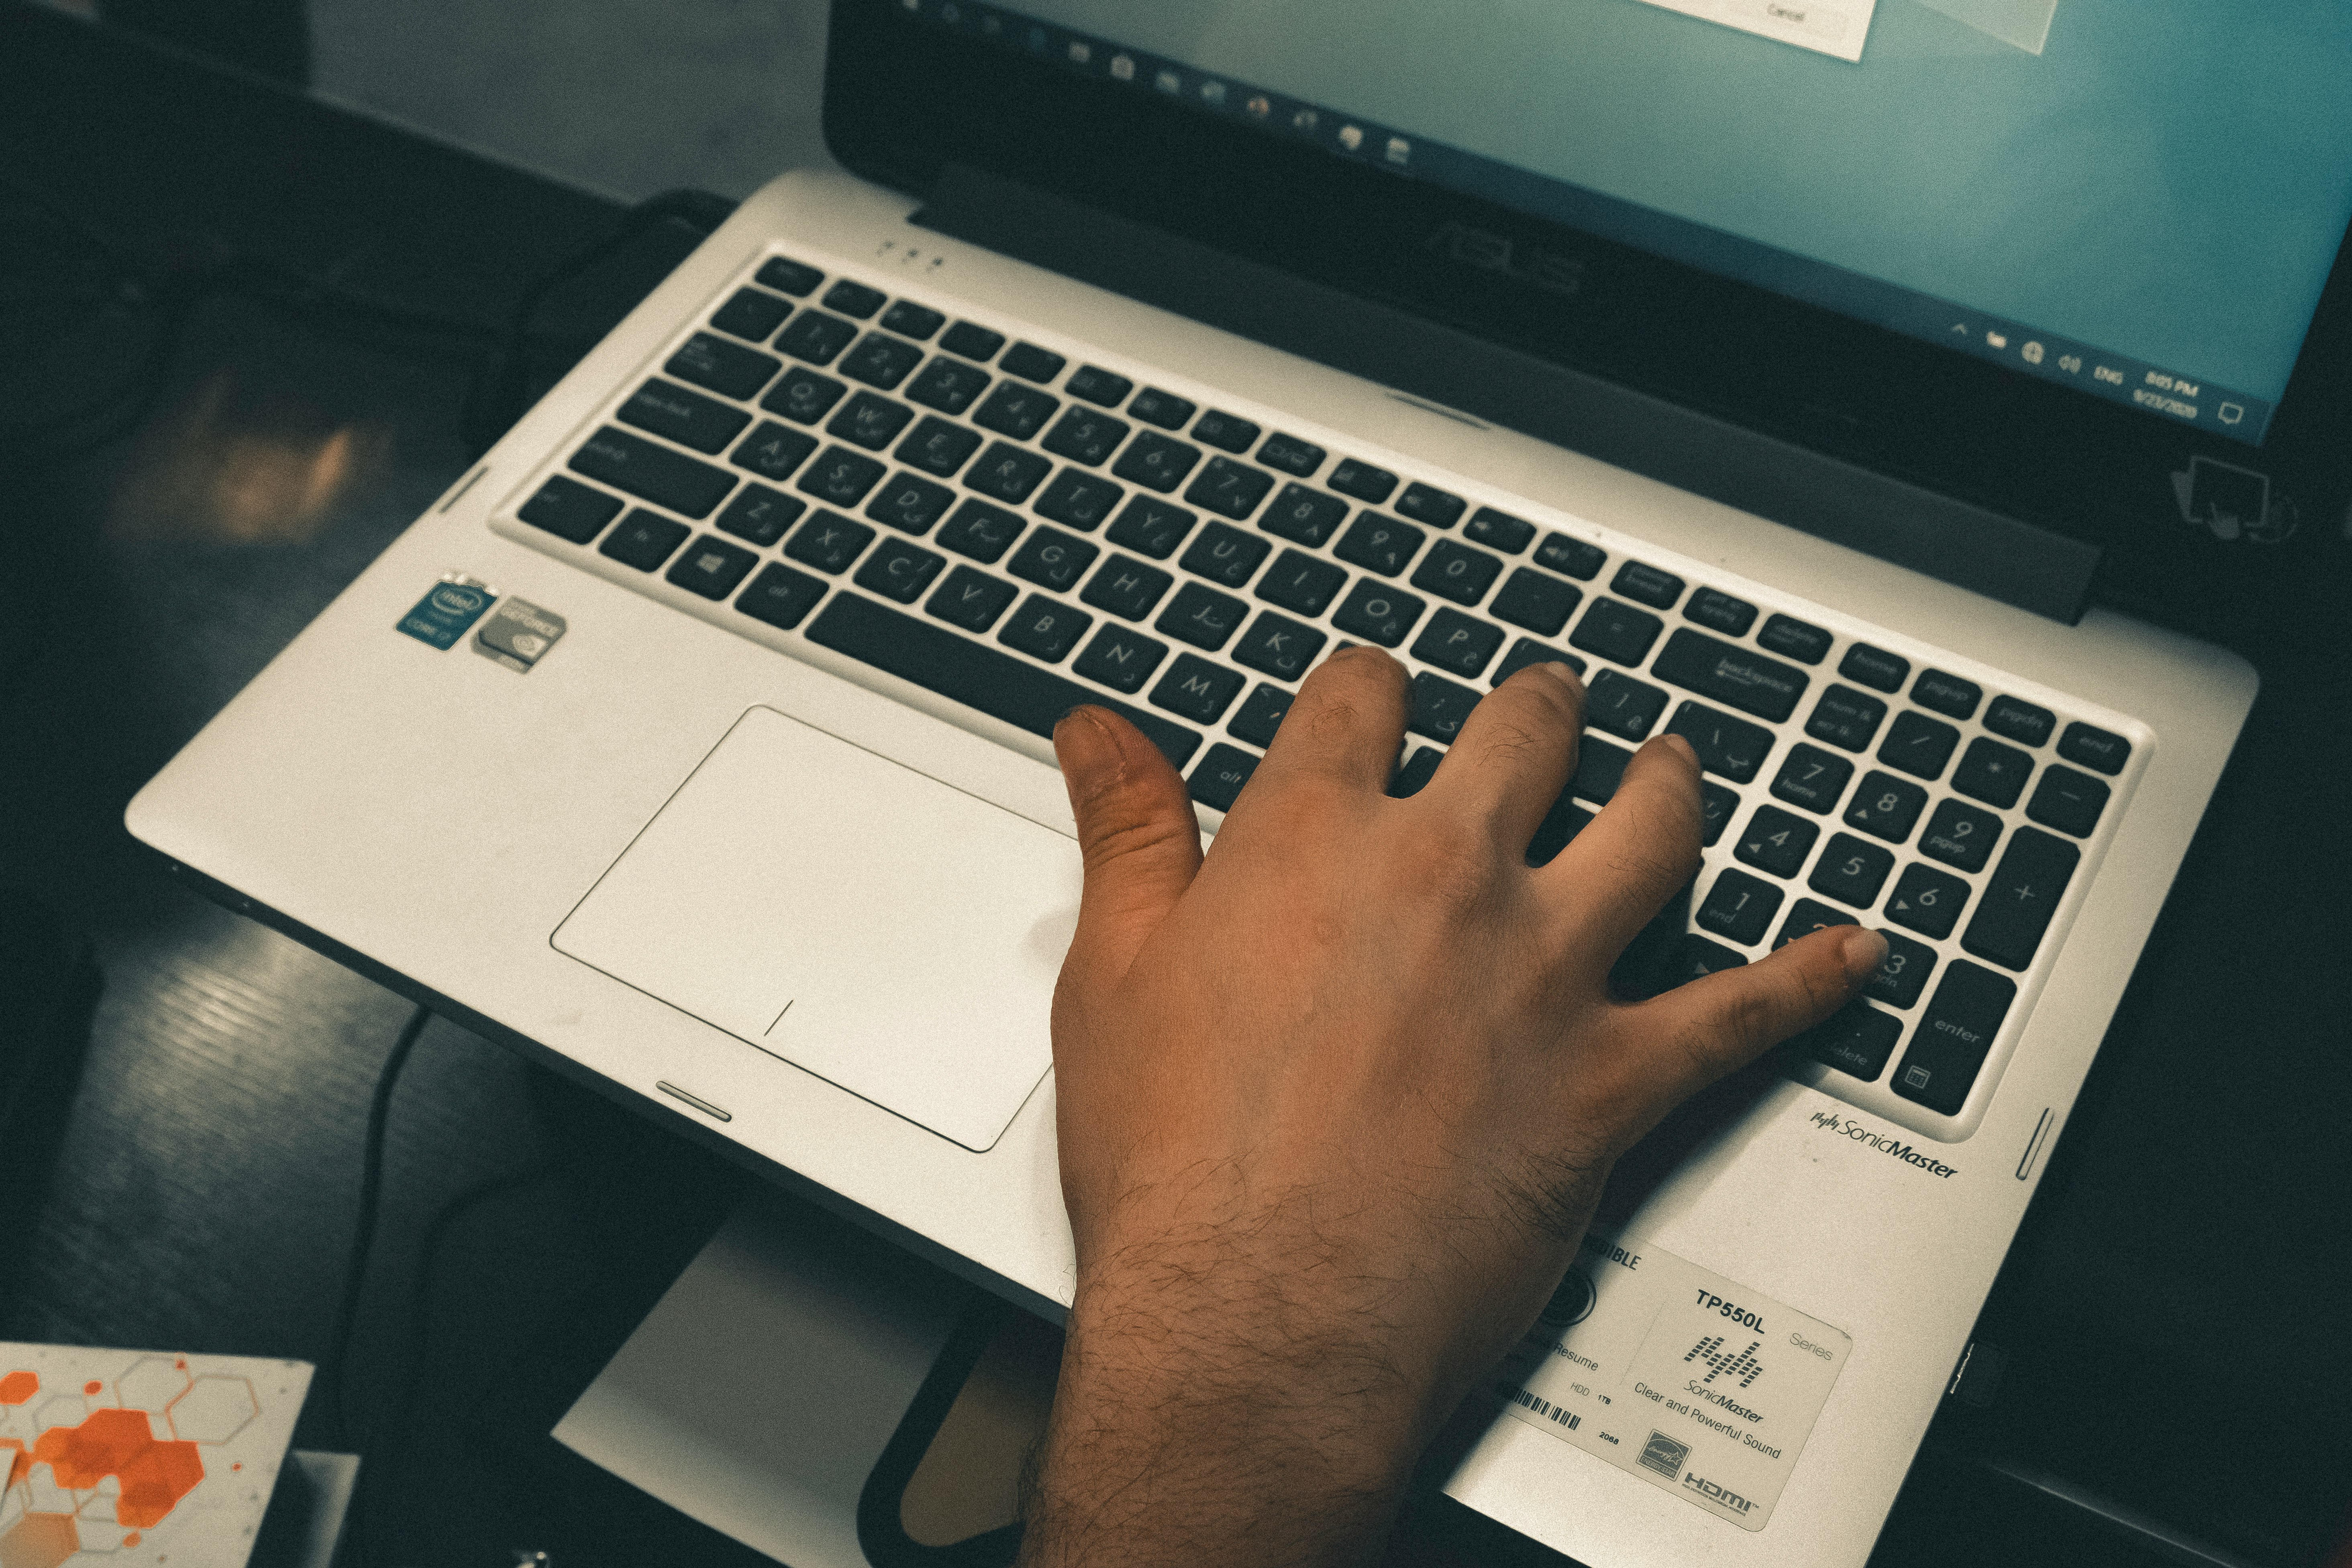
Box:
[2,7,2347,1566]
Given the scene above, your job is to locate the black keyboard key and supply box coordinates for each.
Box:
[2026,765,2109,838]
[1006,525,1098,592]
[998,594,1091,663]
[1952,737,2034,809]
[853,537,947,604]
[1328,458,1397,504]
[1805,685,1888,752]
[826,391,915,451]
[668,331,782,399]
[935,500,1026,565]
[1885,863,1969,940]
[1770,742,1855,814]
[1462,505,1536,553]
[1984,696,2056,748]
[1082,555,1175,620]
[1569,734,1635,804]
[1000,342,1065,383]
[1157,582,1249,651]
[1920,799,2001,874]
[1757,614,1832,665]
[1699,781,1738,848]
[865,472,956,536]
[1074,624,1169,694]
[1569,598,1664,668]
[1195,409,1270,451]
[795,445,887,507]
[1335,512,1425,577]
[1489,568,1581,637]
[520,475,622,543]
[1033,470,1126,531]
[1411,539,1503,606]
[598,508,691,571]
[1332,580,1425,646]
[1697,868,1783,946]
[1800,1004,1902,1082]
[1535,533,1606,580]
[837,332,924,392]
[762,365,849,425]
[706,291,790,345]
[777,310,860,365]
[1648,628,1809,722]
[1963,827,2078,970]
[1893,962,2016,1114]
[1735,805,1820,878]
[731,421,820,483]
[1665,701,1774,783]
[756,257,823,297]
[714,483,803,547]
[2058,721,2130,775]
[1184,457,1277,520]
[1180,522,1270,588]
[1409,671,1484,744]
[1839,643,1909,694]
[822,279,886,319]
[1585,670,1669,741]
[1229,684,1292,747]
[1683,587,1756,637]
[1843,770,1928,844]
[1113,431,1202,493]
[1864,930,1936,1009]
[1612,560,1683,609]
[1772,897,1854,950]
[1526,791,1596,869]
[880,300,945,341]
[1252,431,1325,476]
[807,593,1197,766]
[972,383,1060,442]
[1255,549,1347,615]
[1809,832,1895,908]
[1398,485,1469,531]
[1911,669,1983,720]
[1879,710,1960,781]
[940,321,1005,361]
[1067,365,1133,406]
[964,442,1053,505]
[783,509,873,574]
[925,565,1018,632]
[736,562,828,630]
[1190,743,1261,812]
[1151,655,1245,724]
[895,416,983,477]
[1390,746,1444,799]
[571,427,736,518]
[904,357,991,416]
[1043,407,1130,467]
[1261,483,1349,547]
[1129,387,1196,429]
[1491,639,1587,687]
[1233,611,1326,682]
[1410,610,1505,679]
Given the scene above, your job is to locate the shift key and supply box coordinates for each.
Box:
[569,427,737,519]
[1650,628,1809,723]
[1961,826,2079,971]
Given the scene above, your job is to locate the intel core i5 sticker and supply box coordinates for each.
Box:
[397,579,495,649]
[473,599,566,673]
[1489,1234,1851,1530]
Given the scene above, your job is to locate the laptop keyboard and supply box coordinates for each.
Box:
[495,250,2146,1142]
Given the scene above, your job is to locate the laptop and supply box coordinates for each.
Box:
[127,1,2352,1561]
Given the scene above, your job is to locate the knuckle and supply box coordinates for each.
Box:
[1080,807,1193,875]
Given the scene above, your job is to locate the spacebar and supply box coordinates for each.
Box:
[806,593,1204,769]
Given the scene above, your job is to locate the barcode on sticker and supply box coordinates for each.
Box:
[1499,1383,1581,1429]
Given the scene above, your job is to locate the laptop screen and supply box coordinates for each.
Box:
[914,1,2352,448]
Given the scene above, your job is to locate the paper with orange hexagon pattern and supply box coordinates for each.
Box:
[0,1345,310,1568]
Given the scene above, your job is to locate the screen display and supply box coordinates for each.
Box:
[910,0,2352,445]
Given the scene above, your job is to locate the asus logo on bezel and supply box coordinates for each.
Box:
[1424,220,1586,298]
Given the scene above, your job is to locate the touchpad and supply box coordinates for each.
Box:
[553,706,1080,1152]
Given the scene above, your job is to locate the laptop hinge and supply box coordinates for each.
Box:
[915,164,2101,625]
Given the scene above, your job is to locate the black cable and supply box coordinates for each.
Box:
[323,1001,433,1454]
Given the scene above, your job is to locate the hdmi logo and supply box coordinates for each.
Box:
[1685,1472,1755,1515]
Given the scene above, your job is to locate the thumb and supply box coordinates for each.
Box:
[1054,707,1204,989]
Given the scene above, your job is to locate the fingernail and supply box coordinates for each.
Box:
[1523,657,1584,694]
[1660,734,1699,768]
[1840,926,1889,984]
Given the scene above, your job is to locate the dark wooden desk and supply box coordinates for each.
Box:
[2,7,2345,1566]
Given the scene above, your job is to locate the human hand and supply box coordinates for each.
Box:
[1020,648,1884,1568]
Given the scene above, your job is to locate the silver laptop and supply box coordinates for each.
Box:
[132,0,2352,1561]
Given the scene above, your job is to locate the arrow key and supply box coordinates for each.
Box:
[1885,863,1970,940]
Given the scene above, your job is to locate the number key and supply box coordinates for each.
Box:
[1918,799,2002,873]
[1864,930,1938,1009]
[1843,770,1928,844]
[1735,805,1820,878]
[1809,832,1895,909]
[1885,863,1971,940]
[1696,867,1785,947]
[1771,897,1854,950]
[1770,742,1854,814]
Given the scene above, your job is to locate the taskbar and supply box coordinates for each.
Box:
[894,0,2276,445]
